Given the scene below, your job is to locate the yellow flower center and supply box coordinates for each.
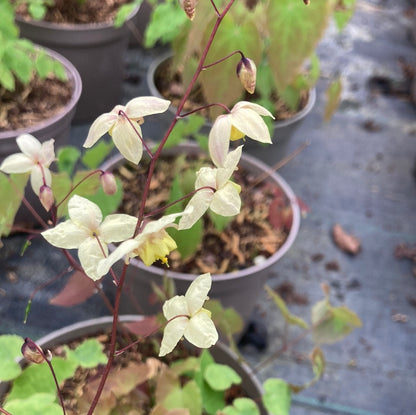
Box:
[230,125,245,141]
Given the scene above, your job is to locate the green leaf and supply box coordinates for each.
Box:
[222,397,260,415]
[64,338,107,369]
[311,297,362,344]
[267,0,332,90]
[208,210,232,232]
[57,146,81,176]
[167,220,203,260]
[5,46,34,84]
[81,140,114,169]
[0,173,28,238]
[262,378,291,415]
[50,172,72,218]
[333,0,357,31]
[4,393,62,415]
[28,3,47,20]
[0,335,24,381]
[265,285,308,329]
[163,379,202,415]
[0,60,15,91]
[145,1,188,47]
[35,52,54,79]
[6,357,78,402]
[324,77,342,122]
[204,363,241,391]
[114,2,139,28]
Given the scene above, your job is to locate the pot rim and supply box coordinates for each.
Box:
[146,50,316,130]
[102,142,301,282]
[0,45,82,140]
[15,5,140,31]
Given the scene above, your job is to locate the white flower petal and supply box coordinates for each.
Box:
[78,237,108,281]
[185,273,211,316]
[178,189,212,230]
[67,195,102,231]
[163,295,189,320]
[30,165,51,196]
[216,145,242,188]
[96,238,140,276]
[100,214,138,243]
[16,134,42,158]
[210,182,241,217]
[42,221,89,249]
[0,153,34,174]
[83,112,118,148]
[208,115,231,168]
[233,101,274,118]
[231,108,272,144]
[125,96,171,118]
[141,211,184,236]
[111,119,143,164]
[39,139,55,166]
[159,317,188,357]
[185,310,218,348]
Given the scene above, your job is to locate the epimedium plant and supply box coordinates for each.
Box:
[145,0,356,120]
[0,0,361,414]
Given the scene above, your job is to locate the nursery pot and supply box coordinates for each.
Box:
[146,51,316,163]
[102,143,300,326]
[0,46,82,160]
[0,315,268,415]
[0,46,82,228]
[16,6,139,122]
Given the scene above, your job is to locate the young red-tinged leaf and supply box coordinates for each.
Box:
[311,346,325,379]
[124,316,159,337]
[49,270,97,307]
[324,78,342,122]
[265,285,308,329]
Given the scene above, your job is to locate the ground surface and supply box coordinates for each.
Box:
[1,0,415,414]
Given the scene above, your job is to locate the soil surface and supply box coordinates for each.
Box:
[15,0,133,24]
[0,75,72,132]
[114,152,293,274]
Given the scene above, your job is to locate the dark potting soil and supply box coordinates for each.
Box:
[0,76,72,132]
[114,153,293,275]
[15,0,133,24]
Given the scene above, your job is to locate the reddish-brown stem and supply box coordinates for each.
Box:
[24,339,67,415]
[202,50,244,70]
[86,262,128,415]
[178,102,230,118]
[55,170,103,209]
[118,110,154,158]
[135,0,237,236]
[143,186,215,218]
[0,407,13,415]
[209,0,220,16]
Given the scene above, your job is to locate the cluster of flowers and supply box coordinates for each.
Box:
[0,94,273,356]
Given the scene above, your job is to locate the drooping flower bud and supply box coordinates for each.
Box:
[100,172,117,195]
[39,185,54,211]
[303,0,310,4]
[179,0,197,20]
[21,338,51,364]
[236,57,257,94]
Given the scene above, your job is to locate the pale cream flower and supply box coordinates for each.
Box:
[159,273,218,356]
[178,146,242,230]
[0,134,55,196]
[83,96,171,164]
[208,101,274,167]
[42,195,138,281]
[96,211,186,276]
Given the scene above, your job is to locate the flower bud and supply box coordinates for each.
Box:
[303,0,310,4]
[100,172,117,195]
[39,185,54,212]
[236,57,257,94]
[179,0,197,20]
[21,338,51,364]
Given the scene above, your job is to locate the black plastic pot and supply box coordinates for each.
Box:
[16,6,139,122]
[0,315,268,414]
[101,142,300,326]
